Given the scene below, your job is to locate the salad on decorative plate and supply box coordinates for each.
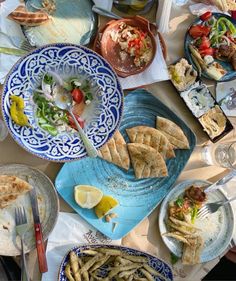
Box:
[185,12,236,81]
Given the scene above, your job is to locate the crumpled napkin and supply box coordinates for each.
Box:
[41,212,121,281]
[189,3,230,16]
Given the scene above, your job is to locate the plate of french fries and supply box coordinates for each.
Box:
[159,179,234,265]
[58,244,173,281]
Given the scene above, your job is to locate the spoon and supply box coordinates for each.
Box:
[92,5,122,19]
[53,86,98,158]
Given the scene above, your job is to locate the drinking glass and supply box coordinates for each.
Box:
[201,141,236,169]
[0,119,8,141]
[113,0,155,14]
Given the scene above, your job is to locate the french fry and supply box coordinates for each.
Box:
[118,268,137,277]
[115,256,133,265]
[97,248,122,256]
[69,251,81,281]
[90,255,110,272]
[140,268,154,281]
[81,250,98,256]
[143,264,170,281]
[122,255,148,263]
[107,264,142,279]
[65,264,75,281]
[79,253,102,274]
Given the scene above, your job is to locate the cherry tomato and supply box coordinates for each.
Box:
[67,113,85,129]
[71,88,83,104]
[199,47,215,56]
[200,11,212,21]
[198,36,211,50]
[189,25,211,39]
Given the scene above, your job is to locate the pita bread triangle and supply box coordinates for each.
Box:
[0,175,31,209]
[98,131,130,170]
[126,126,175,159]
[156,117,189,149]
[127,143,168,179]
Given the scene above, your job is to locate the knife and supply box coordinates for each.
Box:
[28,177,48,273]
[204,169,236,193]
[0,47,28,56]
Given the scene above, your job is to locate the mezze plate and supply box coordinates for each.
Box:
[184,13,236,82]
[55,89,196,239]
[23,0,97,47]
[58,244,173,281]
[159,180,234,263]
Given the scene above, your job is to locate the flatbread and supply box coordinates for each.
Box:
[156,117,189,149]
[0,175,31,209]
[126,126,175,159]
[127,143,168,179]
[98,131,130,170]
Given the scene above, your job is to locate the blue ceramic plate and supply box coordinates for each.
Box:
[58,244,173,281]
[184,13,236,82]
[159,180,234,263]
[1,43,124,161]
[55,89,196,239]
[24,0,97,47]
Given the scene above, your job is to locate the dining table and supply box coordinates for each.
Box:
[0,0,236,280]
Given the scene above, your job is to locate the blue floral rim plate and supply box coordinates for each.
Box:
[58,244,173,281]
[55,89,196,240]
[1,43,124,162]
[184,13,236,82]
[159,179,234,263]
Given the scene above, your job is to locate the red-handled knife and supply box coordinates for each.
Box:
[28,177,48,273]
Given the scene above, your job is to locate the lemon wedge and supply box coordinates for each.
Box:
[74,185,103,209]
[94,195,119,218]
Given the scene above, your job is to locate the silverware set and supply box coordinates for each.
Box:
[14,178,48,281]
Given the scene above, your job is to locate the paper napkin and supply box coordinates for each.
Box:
[41,212,121,281]
[119,34,169,90]
[0,0,23,83]
[189,3,230,16]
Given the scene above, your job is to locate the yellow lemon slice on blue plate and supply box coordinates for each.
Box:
[94,195,119,218]
[74,185,103,209]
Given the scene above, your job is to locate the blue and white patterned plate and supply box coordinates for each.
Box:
[55,89,196,239]
[184,13,236,82]
[1,43,124,161]
[159,180,234,263]
[58,244,173,281]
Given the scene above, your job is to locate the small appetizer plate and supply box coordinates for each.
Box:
[159,179,235,263]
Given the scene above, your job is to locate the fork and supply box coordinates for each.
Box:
[197,195,236,219]
[15,206,30,281]
[0,31,34,52]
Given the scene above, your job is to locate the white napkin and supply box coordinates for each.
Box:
[41,212,121,281]
[0,0,24,83]
[119,34,169,90]
[216,81,236,117]
[189,3,229,16]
